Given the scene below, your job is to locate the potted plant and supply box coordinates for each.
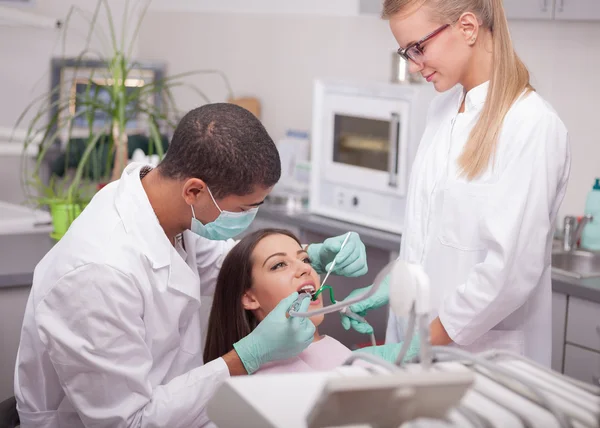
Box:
[15,0,233,240]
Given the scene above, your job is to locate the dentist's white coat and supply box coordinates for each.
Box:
[386,82,570,366]
[14,163,236,427]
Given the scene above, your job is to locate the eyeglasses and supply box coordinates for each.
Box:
[397,24,450,66]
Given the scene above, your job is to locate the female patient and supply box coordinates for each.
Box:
[204,228,419,374]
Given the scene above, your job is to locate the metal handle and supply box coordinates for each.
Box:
[540,0,548,12]
[388,113,400,188]
[557,0,564,12]
[563,216,576,252]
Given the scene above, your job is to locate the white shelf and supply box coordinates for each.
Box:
[0,4,60,29]
[0,127,39,156]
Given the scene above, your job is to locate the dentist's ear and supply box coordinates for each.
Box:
[242,291,260,311]
[182,177,208,206]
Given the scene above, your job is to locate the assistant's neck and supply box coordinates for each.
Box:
[459,31,493,109]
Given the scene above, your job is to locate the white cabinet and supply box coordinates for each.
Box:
[360,0,600,21]
[360,0,557,19]
[555,0,600,21]
[503,0,554,20]
[552,292,567,372]
[504,0,600,21]
[566,296,600,353]
[558,294,600,385]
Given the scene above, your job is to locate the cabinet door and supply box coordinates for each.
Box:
[554,0,600,21]
[564,344,600,386]
[503,0,554,20]
[552,292,567,373]
[566,296,600,353]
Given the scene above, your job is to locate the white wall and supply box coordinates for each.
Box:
[1,3,598,219]
[0,0,143,203]
[148,0,360,15]
[0,0,142,131]
[137,11,600,221]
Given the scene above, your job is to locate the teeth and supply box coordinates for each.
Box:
[300,285,315,294]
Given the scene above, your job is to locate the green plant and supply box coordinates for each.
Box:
[16,0,232,217]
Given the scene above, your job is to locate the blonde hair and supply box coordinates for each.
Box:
[383,0,533,180]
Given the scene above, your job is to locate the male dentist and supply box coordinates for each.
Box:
[15,103,368,427]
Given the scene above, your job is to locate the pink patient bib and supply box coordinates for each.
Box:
[255,336,352,375]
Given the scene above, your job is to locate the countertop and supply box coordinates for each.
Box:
[2,206,600,306]
[255,205,403,252]
[0,273,35,288]
[552,274,600,304]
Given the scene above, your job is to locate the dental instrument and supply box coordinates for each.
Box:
[388,260,432,369]
[286,232,351,318]
[315,232,352,295]
[311,284,335,302]
[288,243,391,320]
[289,231,377,346]
[286,292,312,318]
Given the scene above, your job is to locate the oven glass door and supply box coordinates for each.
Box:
[333,114,390,172]
[321,93,410,196]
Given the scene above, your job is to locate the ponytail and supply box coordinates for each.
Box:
[457,0,533,179]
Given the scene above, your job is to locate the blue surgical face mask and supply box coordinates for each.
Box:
[190,186,258,240]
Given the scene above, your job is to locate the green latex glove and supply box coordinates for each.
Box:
[307,232,368,277]
[233,292,315,374]
[353,335,421,364]
[339,274,391,334]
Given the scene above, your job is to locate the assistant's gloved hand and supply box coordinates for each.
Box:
[353,335,421,364]
[339,274,390,334]
[233,292,315,374]
[307,232,368,277]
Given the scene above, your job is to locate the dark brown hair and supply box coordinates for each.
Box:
[157,103,281,198]
[203,228,302,363]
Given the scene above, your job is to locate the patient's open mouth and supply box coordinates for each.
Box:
[298,284,316,296]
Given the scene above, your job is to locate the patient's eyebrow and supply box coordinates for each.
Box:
[263,252,286,267]
[262,249,309,267]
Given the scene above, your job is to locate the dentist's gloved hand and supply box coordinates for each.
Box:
[307,232,368,277]
[233,292,315,374]
[339,274,390,334]
[353,335,421,364]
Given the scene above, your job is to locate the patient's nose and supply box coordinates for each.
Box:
[295,260,312,277]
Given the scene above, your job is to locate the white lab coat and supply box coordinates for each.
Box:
[385,82,570,366]
[14,163,236,427]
